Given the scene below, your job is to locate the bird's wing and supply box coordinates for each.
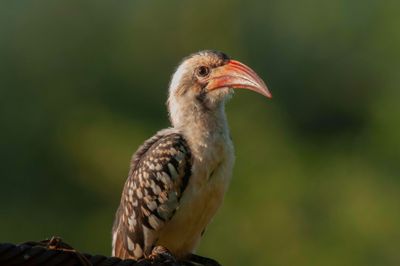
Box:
[112,129,192,259]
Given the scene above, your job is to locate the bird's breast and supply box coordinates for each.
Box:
[156,136,234,258]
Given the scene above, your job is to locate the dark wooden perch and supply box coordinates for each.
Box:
[0,237,205,266]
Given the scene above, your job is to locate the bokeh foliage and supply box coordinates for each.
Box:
[1,1,399,265]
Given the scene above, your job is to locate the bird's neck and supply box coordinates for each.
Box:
[171,103,230,159]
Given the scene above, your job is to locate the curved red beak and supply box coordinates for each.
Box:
[207,59,272,99]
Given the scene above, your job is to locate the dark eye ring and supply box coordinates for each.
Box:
[196,66,210,77]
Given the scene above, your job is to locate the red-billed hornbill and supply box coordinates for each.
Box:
[112,50,271,263]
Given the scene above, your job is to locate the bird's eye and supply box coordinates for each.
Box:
[196,66,210,77]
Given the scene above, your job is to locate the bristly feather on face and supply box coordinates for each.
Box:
[167,50,234,128]
[169,50,230,97]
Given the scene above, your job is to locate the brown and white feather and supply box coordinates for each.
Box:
[112,129,192,259]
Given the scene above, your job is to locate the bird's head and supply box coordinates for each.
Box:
[167,50,271,128]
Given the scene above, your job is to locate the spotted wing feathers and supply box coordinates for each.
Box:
[112,130,191,259]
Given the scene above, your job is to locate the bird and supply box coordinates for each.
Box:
[112,50,271,264]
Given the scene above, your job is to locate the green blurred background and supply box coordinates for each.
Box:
[1,1,399,265]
